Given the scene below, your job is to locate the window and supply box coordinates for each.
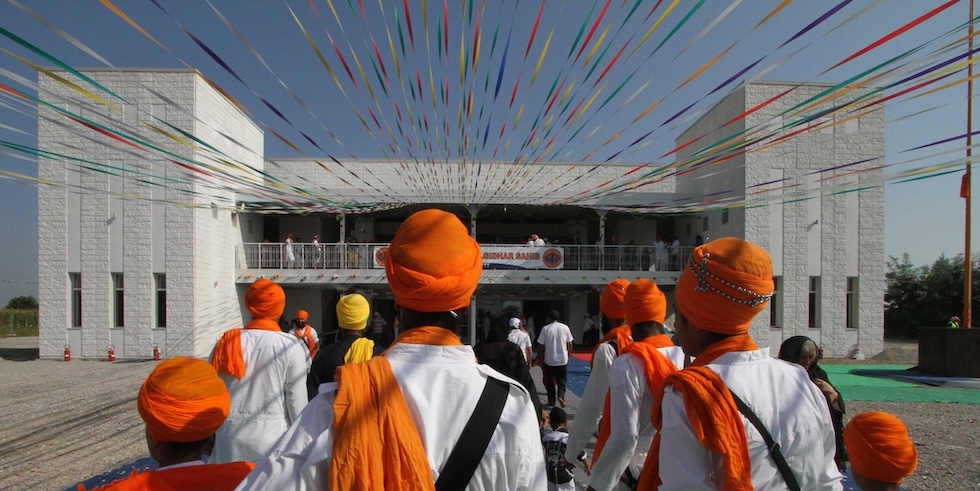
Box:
[155,274,167,328]
[808,277,821,328]
[702,216,709,232]
[70,273,81,328]
[113,274,124,328]
[846,277,859,329]
[770,276,782,328]
[721,209,729,224]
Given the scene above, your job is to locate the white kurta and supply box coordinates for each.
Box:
[565,341,615,462]
[588,345,685,491]
[211,329,310,464]
[658,349,843,490]
[236,342,547,490]
[508,328,533,362]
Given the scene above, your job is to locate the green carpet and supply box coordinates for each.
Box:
[823,364,980,404]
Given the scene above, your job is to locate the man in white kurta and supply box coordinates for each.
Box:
[587,279,684,491]
[507,316,533,365]
[654,238,841,490]
[209,278,310,464]
[236,341,546,490]
[566,278,632,465]
[658,350,842,490]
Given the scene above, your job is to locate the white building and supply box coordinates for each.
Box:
[37,70,883,359]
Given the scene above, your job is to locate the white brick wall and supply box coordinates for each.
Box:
[674,82,885,357]
[38,69,260,358]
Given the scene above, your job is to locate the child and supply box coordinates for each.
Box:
[542,407,589,490]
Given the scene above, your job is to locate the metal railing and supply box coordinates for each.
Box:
[238,242,694,272]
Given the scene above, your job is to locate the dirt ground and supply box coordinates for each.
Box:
[1,337,978,490]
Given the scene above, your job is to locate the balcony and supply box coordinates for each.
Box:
[237,242,693,273]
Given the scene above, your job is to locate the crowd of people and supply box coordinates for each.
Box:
[84,209,918,491]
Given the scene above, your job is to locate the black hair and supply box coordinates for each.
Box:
[549,406,567,429]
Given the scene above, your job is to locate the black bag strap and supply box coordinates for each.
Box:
[435,377,510,491]
[729,389,802,491]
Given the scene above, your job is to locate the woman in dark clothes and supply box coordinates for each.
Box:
[474,317,545,426]
[779,335,848,472]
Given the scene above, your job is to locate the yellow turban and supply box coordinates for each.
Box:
[385,209,482,312]
[337,293,370,330]
[675,238,774,334]
[845,411,918,484]
[625,278,667,326]
[138,357,231,443]
[600,279,630,320]
[245,278,285,321]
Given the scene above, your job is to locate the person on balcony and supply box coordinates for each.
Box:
[527,233,546,246]
[284,233,296,268]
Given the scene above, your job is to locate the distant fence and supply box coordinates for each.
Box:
[0,309,39,337]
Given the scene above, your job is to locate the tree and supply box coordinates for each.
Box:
[885,253,980,337]
[5,295,38,310]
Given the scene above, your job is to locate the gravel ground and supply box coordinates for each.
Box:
[1,337,978,490]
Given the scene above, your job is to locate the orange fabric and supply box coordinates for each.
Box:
[138,357,230,443]
[89,462,254,491]
[600,278,630,319]
[210,319,281,380]
[385,209,482,312]
[294,325,318,359]
[624,278,667,326]
[642,334,760,491]
[675,238,774,335]
[389,325,464,347]
[296,309,309,320]
[592,324,633,363]
[330,356,435,491]
[244,278,286,320]
[844,411,918,484]
[592,334,677,463]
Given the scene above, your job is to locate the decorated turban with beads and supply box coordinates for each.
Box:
[675,237,774,334]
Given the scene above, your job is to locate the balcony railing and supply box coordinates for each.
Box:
[238,242,694,272]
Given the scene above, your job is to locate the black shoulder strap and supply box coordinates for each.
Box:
[729,389,802,491]
[435,377,510,491]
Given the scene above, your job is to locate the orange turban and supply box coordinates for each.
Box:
[675,238,773,334]
[296,310,309,320]
[600,279,630,319]
[385,209,482,312]
[625,278,667,326]
[245,278,285,321]
[138,357,231,443]
[844,411,918,484]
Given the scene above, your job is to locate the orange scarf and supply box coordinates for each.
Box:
[641,334,759,491]
[293,325,319,359]
[592,324,633,366]
[592,334,678,463]
[330,325,465,491]
[210,319,281,379]
[389,325,463,347]
[85,462,254,491]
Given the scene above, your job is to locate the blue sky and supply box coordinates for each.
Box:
[0,0,976,305]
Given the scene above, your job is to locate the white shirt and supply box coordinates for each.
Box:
[211,329,310,464]
[658,349,843,490]
[565,341,617,462]
[508,328,533,362]
[236,342,547,490]
[536,321,573,366]
[541,430,576,491]
[285,238,295,260]
[588,345,686,491]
